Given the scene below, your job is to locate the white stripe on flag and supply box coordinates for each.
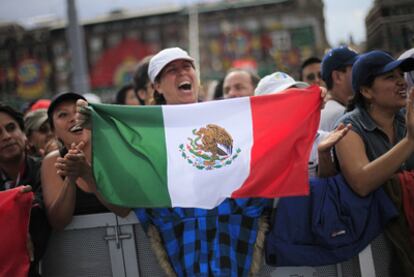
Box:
[162,97,253,208]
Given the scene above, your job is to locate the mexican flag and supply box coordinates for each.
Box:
[0,188,33,277]
[90,86,320,209]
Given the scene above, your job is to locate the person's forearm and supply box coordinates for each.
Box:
[344,137,414,196]
[46,178,77,230]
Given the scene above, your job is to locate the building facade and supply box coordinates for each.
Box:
[0,23,53,105]
[0,0,329,104]
[365,0,414,55]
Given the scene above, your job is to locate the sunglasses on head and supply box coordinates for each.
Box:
[306,72,322,81]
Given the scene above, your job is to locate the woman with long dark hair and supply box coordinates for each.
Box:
[335,50,414,276]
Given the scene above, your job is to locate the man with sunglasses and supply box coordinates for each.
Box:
[300,57,324,87]
[319,46,358,131]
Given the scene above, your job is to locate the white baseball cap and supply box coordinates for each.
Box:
[255,71,309,96]
[398,48,414,90]
[82,93,102,103]
[148,47,194,83]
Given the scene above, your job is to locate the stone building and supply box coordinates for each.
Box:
[0,0,329,102]
[365,0,414,55]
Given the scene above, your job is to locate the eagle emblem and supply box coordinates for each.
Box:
[179,124,241,170]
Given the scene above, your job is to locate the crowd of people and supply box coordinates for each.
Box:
[1,44,414,276]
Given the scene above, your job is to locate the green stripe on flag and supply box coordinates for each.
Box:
[91,103,171,207]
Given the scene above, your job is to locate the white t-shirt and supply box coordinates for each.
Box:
[319,99,345,131]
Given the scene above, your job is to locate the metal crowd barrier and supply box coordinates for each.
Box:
[41,212,378,277]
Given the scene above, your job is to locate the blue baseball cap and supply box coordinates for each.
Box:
[352,50,414,94]
[321,46,359,85]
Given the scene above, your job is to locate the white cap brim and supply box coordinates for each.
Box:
[255,71,309,96]
[148,47,194,83]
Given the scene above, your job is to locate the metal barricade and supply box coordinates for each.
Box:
[41,212,376,277]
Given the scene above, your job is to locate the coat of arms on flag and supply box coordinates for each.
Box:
[178,124,241,170]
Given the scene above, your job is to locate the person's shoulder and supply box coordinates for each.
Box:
[326,99,344,108]
[322,100,345,115]
[40,149,65,187]
[336,108,368,135]
[320,101,346,131]
[41,150,60,167]
[44,149,60,159]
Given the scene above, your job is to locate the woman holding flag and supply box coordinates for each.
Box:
[71,48,330,276]
[68,48,273,276]
[145,48,274,276]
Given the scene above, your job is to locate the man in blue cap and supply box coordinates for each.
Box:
[320,46,358,131]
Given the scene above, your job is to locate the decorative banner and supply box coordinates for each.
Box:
[113,56,139,87]
[16,58,50,100]
[90,39,151,89]
[232,59,258,71]
[221,29,252,59]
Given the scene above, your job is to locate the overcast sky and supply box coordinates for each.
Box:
[0,0,374,47]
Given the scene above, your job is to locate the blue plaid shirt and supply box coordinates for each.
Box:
[135,198,271,277]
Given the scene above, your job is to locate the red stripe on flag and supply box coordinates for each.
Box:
[0,188,33,277]
[232,86,321,198]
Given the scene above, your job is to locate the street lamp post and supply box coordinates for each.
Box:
[66,0,90,93]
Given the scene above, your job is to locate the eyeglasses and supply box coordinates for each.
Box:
[305,72,322,82]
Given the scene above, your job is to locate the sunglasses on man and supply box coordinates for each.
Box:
[305,72,322,82]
